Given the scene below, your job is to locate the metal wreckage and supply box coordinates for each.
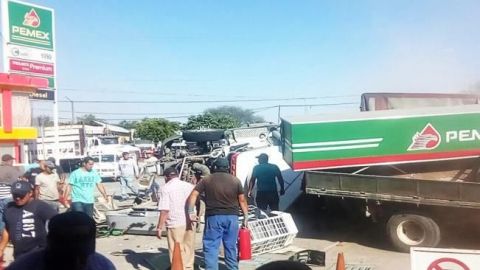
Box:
[96,124,299,255]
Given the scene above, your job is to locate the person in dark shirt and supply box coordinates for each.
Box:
[248,153,285,211]
[0,180,57,258]
[187,158,248,270]
[23,159,44,187]
[6,211,116,270]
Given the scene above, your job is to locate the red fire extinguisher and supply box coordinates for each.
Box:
[238,227,252,260]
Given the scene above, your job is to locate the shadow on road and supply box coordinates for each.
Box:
[116,248,227,270]
[288,195,480,252]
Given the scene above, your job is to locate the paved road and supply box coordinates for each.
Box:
[1,179,466,269]
[96,180,413,270]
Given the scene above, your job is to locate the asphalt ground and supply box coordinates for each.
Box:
[3,179,480,269]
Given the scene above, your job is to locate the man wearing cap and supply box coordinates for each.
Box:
[0,180,57,259]
[118,152,139,201]
[156,167,195,269]
[142,150,160,199]
[187,158,249,270]
[65,157,108,218]
[34,161,61,212]
[6,211,116,270]
[0,154,23,187]
[248,153,285,211]
[23,158,44,187]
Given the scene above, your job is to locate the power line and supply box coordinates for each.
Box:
[61,87,272,99]
[60,87,358,100]
[35,108,200,115]
[57,97,353,104]
[277,102,357,107]
[59,115,191,121]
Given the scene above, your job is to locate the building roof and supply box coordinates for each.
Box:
[92,121,130,134]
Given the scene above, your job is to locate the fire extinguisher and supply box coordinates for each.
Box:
[238,226,252,260]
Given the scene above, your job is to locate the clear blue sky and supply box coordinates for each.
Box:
[28,0,480,123]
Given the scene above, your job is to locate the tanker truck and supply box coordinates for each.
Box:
[281,92,480,252]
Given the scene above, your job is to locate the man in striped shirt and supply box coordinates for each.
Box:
[156,167,195,270]
[0,154,24,259]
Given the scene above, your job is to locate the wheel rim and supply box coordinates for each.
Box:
[396,220,426,246]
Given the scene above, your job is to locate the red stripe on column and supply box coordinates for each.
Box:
[2,90,12,133]
[293,150,480,170]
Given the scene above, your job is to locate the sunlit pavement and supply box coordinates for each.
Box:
[96,181,410,270]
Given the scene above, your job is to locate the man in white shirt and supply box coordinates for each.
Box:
[142,150,160,198]
[118,152,139,201]
[34,160,61,211]
[156,167,195,270]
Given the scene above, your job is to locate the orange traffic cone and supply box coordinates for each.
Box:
[336,252,345,270]
[171,242,184,270]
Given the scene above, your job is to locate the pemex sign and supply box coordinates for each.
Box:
[1,0,56,100]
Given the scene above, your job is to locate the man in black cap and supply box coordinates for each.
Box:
[187,158,249,270]
[248,153,285,211]
[0,154,23,187]
[6,211,116,270]
[0,180,57,258]
[23,158,44,187]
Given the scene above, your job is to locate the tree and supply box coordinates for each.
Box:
[184,113,239,130]
[77,114,101,125]
[34,115,53,127]
[118,120,138,130]
[135,118,180,143]
[204,106,265,125]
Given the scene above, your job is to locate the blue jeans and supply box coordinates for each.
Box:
[203,215,239,270]
[120,176,138,198]
[71,202,94,218]
[0,198,12,231]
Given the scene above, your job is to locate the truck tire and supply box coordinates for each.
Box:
[387,214,441,252]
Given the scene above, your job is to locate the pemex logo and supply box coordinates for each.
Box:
[407,123,441,151]
[23,8,40,28]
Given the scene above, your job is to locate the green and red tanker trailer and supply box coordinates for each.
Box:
[281,93,480,252]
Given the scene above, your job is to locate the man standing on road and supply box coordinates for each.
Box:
[23,158,43,187]
[0,154,24,261]
[0,180,57,259]
[187,158,249,270]
[34,161,61,212]
[6,211,116,270]
[142,150,160,199]
[65,157,108,218]
[156,167,195,270]
[0,154,24,187]
[47,157,66,182]
[118,152,139,201]
[248,153,285,211]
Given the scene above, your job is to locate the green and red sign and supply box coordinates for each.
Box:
[282,107,480,171]
[1,0,56,100]
[7,0,54,50]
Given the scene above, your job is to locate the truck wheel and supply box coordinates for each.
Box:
[387,214,440,252]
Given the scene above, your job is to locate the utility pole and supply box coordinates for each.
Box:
[65,96,75,124]
[277,105,281,124]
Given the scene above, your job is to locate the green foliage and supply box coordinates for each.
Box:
[77,114,100,125]
[204,106,265,125]
[185,113,239,130]
[118,120,138,130]
[135,118,180,143]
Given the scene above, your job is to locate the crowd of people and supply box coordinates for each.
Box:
[0,151,291,270]
[0,154,116,269]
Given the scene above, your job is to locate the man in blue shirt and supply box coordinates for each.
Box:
[65,157,108,218]
[248,153,285,211]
